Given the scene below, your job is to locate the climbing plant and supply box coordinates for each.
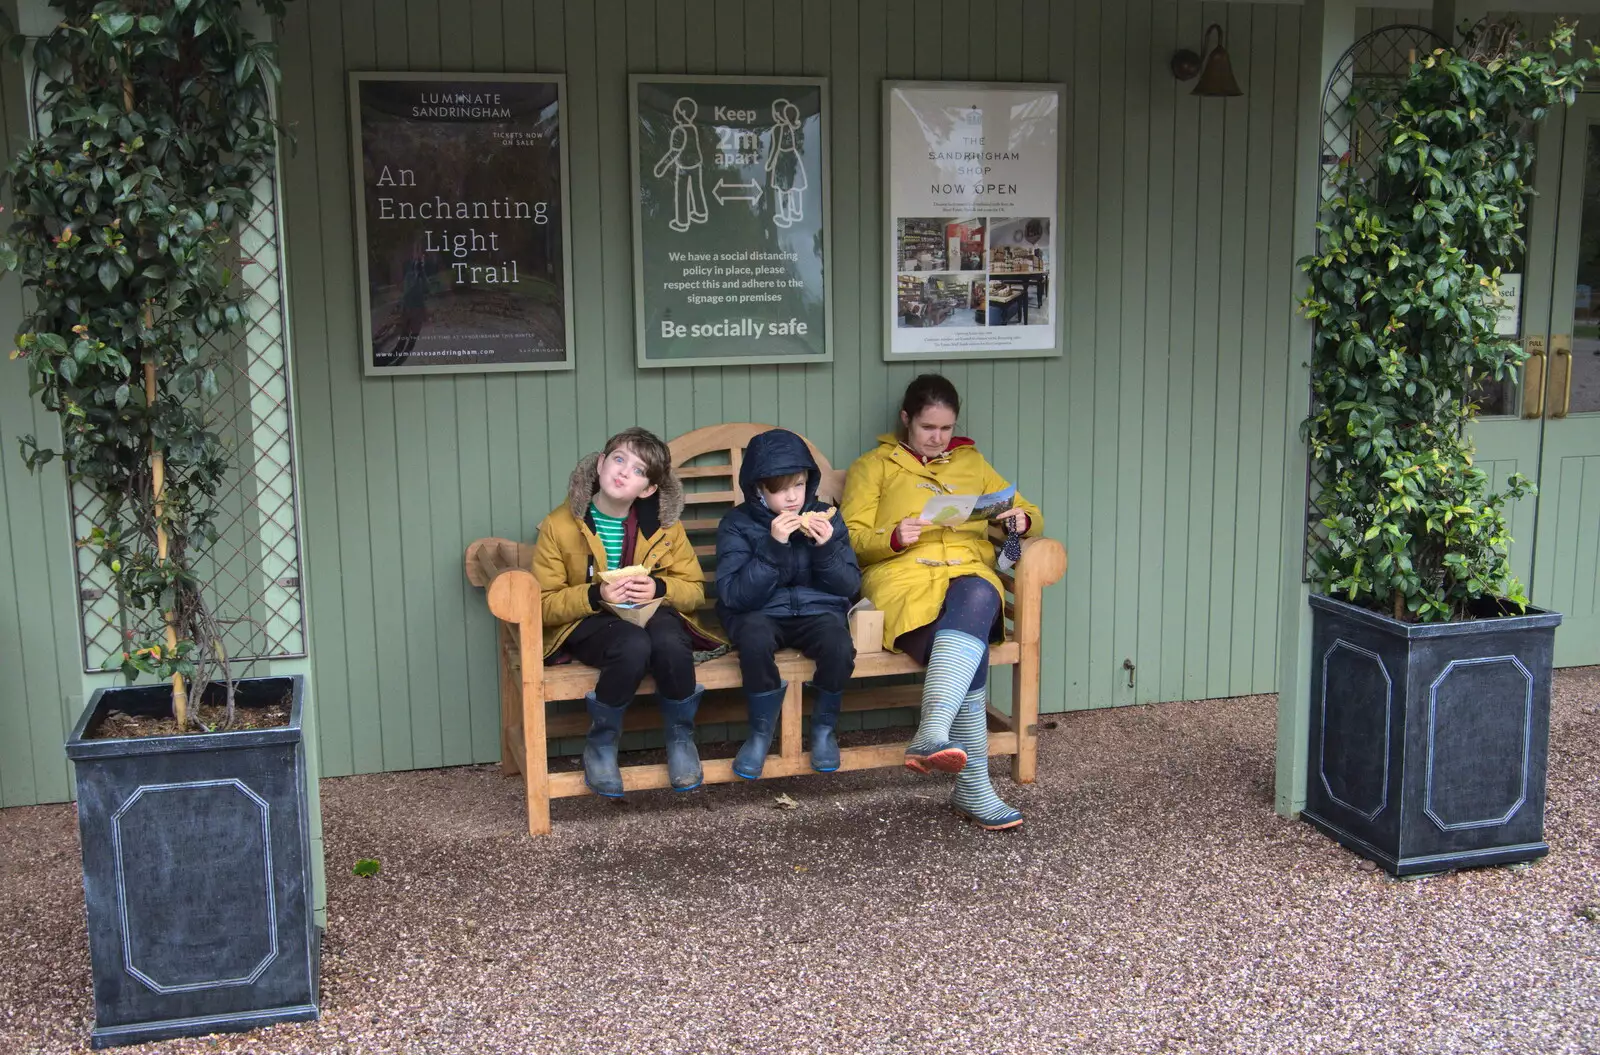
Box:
[0,0,291,728]
[1298,19,1595,623]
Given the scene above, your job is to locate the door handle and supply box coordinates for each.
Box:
[1549,335,1573,419]
[1521,335,1547,419]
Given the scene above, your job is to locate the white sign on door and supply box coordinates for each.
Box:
[1495,272,1523,336]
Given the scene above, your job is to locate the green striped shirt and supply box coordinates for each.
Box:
[589,503,626,570]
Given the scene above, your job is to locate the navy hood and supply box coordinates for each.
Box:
[737,429,821,516]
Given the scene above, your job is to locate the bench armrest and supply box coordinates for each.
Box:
[465,537,546,661]
[1011,536,1067,644]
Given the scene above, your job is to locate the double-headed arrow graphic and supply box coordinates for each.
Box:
[713,179,763,206]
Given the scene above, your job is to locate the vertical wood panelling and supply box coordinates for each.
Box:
[1160,2,1198,703]
[1136,0,1176,705]
[1111,0,1146,709]
[0,0,1339,800]
[280,0,1320,779]
[364,0,417,774]
[1207,6,1247,700]
[1254,6,1302,693]
[1015,0,1049,705]
[1230,7,1269,696]
[1089,0,1124,710]
[1059,0,1096,711]
[0,0,84,806]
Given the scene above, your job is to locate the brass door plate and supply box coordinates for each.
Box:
[1522,335,1547,419]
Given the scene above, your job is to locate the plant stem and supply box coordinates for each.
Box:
[124,70,186,731]
[144,356,187,730]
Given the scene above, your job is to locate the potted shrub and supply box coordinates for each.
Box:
[0,2,317,1047]
[1296,21,1594,877]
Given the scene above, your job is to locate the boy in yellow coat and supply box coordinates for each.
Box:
[531,427,721,797]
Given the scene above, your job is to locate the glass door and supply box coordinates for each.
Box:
[1468,105,1563,594]
[1528,93,1600,666]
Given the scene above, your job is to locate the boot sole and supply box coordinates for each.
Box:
[904,747,967,775]
[953,807,1023,831]
[585,782,625,799]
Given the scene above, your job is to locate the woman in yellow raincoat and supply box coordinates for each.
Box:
[841,374,1042,830]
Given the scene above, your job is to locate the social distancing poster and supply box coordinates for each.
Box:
[631,75,831,368]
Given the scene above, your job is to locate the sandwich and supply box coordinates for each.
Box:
[598,563,651,584]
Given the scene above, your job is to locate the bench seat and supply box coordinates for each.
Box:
[532,641,1019,698]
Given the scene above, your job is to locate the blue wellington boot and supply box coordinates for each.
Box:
[733,683,787,780]
[658,685,706,792]
[807,683,844,773]
[582,693,628,798]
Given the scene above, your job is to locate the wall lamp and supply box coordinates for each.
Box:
[1171,23,1244,97]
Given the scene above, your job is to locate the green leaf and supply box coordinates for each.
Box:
[352,858,381,878]
[97,259,119,291]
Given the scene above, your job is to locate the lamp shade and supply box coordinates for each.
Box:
[1193,23,1243,97]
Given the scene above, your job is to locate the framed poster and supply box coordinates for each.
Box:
[349,72,574,375]
[884,81,1064,361]
[630,75,831,368]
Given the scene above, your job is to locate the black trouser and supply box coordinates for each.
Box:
[726,611,855,694]
[562,609,696,706]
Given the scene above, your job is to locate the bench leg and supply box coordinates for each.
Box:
[519,652,552,835]
[779,677,804,760]
[1012,654,1038,784]
[498,624,520,776]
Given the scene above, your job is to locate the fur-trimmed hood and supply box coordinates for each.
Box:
[566,452,685,529]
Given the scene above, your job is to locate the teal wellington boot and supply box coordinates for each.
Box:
[582,693,628,798]
[657,685,705,791]
[807,683,843,773]
[733,684,787,779]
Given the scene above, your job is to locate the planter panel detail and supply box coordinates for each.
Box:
[66,676,320,1049]
[1303,595,1560,876]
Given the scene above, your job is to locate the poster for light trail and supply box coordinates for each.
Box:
[350,73,573,375]
[885,82,1063,361]
[631,76,830,368]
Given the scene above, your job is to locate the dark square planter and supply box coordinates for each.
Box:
[1304,594,1562,877]
[65,675,320,1049]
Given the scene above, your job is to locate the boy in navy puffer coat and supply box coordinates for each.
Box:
[716,428,860,777]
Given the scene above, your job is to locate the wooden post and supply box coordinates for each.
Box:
[779,677,804,760]
[1009,537,1065,784]
[497,622,520,776]
[1277,0,1357,818]
[519,615,550,837]
[488,568,549,835]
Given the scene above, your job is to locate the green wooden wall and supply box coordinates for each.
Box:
[0,2,1430,802]
[0,0,94,808]
[277,0,1315,780]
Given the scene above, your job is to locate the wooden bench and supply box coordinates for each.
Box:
[465,423,1067,835]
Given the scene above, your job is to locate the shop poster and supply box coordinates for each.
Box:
[631,75,831,368]
[884,82,1063,361]
[349,72,574,375]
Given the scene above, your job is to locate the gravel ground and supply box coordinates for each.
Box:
[3,668,1598,1055]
